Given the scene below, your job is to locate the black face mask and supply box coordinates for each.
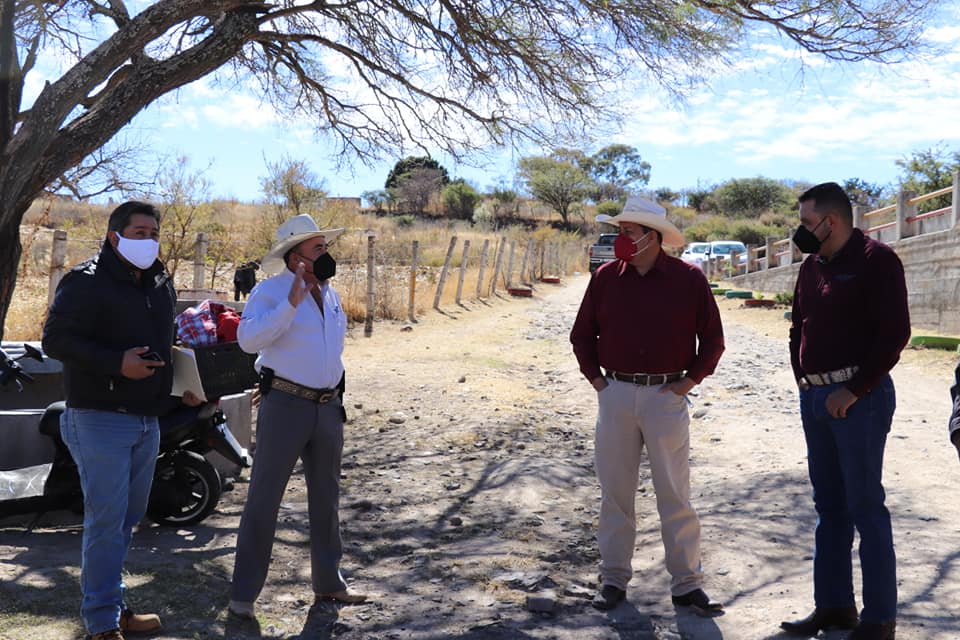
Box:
[294,251,336,281]
[313,252,336,281]
[792,216,829,254]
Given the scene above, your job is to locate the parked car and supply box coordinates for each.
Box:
[709,241,749,269]
[681,242,711,267]
[708,240,747,261]
[588,233,618,272]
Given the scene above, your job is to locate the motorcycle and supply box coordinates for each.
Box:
[0,343,250,527]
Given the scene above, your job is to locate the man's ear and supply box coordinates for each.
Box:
[107,230,119,248]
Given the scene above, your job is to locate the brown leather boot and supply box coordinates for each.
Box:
[119,610,162,636]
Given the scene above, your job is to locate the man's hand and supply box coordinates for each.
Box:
[287,262,310,307]
[661,376,696,397]
[825,386,858,419]
[591,376,608,392]
[121,346,163,380]
[182,390,204,407]
[951,430,960,463]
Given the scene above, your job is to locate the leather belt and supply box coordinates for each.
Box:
[269,376,338,403]
[605,370,685,386]
[804,366,859,386]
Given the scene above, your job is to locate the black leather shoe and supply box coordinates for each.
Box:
[592,585,626,610]
[849,620,896,640]
[780,606,859,635]
[671,588,723,614]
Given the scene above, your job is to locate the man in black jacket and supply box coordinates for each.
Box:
[42,201,194,640]
[950,361,960,461]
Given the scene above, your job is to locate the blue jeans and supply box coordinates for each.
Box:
[800,374,897,623]
[61,408,160,635]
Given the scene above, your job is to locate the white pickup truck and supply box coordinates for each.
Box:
[588,233,618,272]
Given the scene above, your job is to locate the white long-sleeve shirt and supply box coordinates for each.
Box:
[237,270,347,389]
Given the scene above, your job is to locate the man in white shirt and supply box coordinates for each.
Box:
[228,215,367,620]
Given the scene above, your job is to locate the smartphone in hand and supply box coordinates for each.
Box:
[141,351,163,363]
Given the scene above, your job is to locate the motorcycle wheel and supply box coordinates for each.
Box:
[148,452,222,526]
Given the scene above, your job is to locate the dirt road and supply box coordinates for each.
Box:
[1,274,958,640]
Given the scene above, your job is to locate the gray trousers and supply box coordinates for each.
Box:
[231,389,347,602]
[594,379,703,594]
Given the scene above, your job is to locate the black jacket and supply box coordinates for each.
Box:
[42,240,177,416]
[951,361,960,438]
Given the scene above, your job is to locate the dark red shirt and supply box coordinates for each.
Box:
[789,228,910,397]
[570,251,725,384]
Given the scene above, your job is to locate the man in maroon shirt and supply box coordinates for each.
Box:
[781,183,909,640]
[570,196,725,613]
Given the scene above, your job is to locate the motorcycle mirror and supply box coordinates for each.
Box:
[22,344,44,362]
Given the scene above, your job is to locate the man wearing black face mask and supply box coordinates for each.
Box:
[229,214,367,620]
[781,183,910,640]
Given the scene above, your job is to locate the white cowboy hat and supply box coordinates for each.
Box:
[596,196,685,248]
[261,214,344,275]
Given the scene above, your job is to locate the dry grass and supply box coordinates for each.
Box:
[5,202,591,340]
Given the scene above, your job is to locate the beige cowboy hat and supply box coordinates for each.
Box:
[261,214,345,275]
[596,195,685,248]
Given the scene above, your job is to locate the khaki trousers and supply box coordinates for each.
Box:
[594,378,703,594]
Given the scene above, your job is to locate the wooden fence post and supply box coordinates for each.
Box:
[518,239,532,286]
[476,239,490,299]
[455,239,470,305]
[193,232,207,289]
[537,241,545,281]
[765,237,776,270]
[433,235,458,310]
[364,232,376,337]
[505,241,517,288]
[408,240,419,323]
[489,236,506,296]
[47,229,68,307]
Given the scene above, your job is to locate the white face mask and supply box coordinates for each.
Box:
[115,236,160,270]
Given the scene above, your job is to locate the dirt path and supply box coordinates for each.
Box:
[1,275,959,640]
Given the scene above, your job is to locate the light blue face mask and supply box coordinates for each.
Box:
[116,236,160,269]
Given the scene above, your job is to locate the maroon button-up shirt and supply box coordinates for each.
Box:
[570,251,725,384]
[789,228,911,397]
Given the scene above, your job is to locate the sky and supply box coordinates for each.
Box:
[31,4,960,204]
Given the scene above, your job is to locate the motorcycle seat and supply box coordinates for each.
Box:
[38,401,67,438]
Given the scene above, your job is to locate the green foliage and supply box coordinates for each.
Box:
[728,220,786,246]
[655,187,681,204]
[442,182,481,221]
[362,189,393,213]
[395,214,415,227]
[595,200,622,217]
[712,177,796,218]
[684,186,716,213]
[895,145,960,213]
[588,144,651,201]
[774,292,794,305]
[259,155,327,223]
[385,156,450,190]
[683,216,787,245]
[842,178,887,208]
[518,155,593,225]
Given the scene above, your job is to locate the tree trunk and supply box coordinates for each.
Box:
[0,214,23,341]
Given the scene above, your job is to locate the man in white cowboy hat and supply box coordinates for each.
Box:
[228,214,367,619]
[570,195,725,613]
